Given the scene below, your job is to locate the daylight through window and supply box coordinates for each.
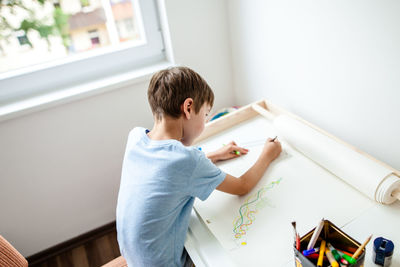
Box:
[0,0,146,73]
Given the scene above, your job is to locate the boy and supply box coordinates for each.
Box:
[116,67,281,266]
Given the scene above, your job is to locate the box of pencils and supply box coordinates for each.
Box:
[293,219,366,267]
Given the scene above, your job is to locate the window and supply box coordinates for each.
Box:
[0,0,165,106]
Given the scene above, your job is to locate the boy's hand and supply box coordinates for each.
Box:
[261,138,282,162]
[206,141,248,163]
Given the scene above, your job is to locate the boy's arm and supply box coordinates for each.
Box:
[216,139,282,196]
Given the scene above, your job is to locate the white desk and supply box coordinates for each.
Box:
[184,113,400,267]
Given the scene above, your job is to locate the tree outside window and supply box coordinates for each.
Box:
[0,0,143,73]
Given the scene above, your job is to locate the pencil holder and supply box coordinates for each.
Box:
[293,220,365,267]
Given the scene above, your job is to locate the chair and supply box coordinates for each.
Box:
[0,235,28,267]
[0,235,127,267]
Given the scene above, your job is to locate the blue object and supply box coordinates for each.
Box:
[303,247,319,256]
[373,237,394,266]
[210,111,229,121]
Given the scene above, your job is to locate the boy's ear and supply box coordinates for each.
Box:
[182,98,193,119]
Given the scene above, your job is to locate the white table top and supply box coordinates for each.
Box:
[184,115,400,267]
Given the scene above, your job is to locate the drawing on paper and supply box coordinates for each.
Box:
[232,178,282,246]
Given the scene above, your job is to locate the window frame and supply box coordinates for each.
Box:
[0,0,166,106]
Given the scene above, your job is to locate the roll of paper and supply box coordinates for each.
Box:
[274,115,400,204]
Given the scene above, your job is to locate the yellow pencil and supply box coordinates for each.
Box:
[317,239,326,267]
[352,234,372,259]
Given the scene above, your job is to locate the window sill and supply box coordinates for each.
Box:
[0,61,174,123]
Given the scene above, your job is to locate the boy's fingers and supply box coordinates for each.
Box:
[267,137,280,143]
[232,144,248,150]
[241,147,249,153]
[232,145,248,155]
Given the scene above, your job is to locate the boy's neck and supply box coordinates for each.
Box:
[147,116,184,142]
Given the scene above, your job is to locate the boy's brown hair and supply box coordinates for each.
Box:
[148,67,214,120]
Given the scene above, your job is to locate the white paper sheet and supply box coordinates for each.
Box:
[194,116,375,266]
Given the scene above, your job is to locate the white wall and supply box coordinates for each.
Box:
[0,82,152,256]
[228,0,400,170]
[0,0,233,256]
[165,0,233,107]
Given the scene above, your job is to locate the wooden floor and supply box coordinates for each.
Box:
[30,230,121,267]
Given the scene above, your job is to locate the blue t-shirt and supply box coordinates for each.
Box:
[116,127,226,267]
